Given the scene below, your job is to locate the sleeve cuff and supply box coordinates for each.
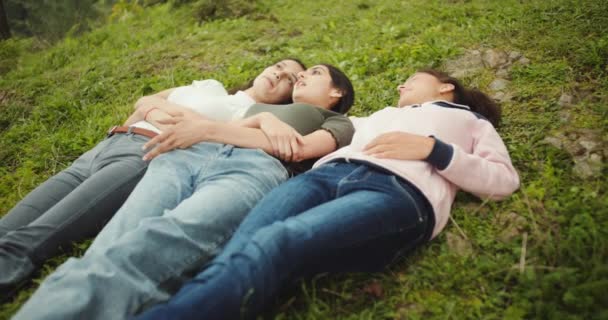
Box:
[425,136,453,170]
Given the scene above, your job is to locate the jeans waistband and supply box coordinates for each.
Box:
[328,158,436,241]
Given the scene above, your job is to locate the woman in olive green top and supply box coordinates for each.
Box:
[15,64,355,320]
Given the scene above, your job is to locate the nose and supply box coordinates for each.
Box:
[397,84,405,92]
[297,71,306,79]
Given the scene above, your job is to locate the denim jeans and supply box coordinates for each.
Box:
[0,133,149,290]
[13,143,288,320]
[136,161,434,320]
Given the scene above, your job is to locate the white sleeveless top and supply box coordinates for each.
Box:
[132,79,255,133]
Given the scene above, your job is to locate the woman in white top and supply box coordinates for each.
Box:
[0,58,306,295]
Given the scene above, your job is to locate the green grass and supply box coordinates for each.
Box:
[1,0,607,319]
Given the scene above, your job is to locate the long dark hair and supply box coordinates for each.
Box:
[418,68,502,127]
[321,63,355,114]
[228,58,307,104]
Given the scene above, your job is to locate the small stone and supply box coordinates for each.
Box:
[558,93,574,107]
[518,57,531,65]
[543,136,563,149]
[496,68,510,79]
[444,50,485,78]
[508,51,522,62]
[482,49,509,69]
[565,142,587,156]
[491,91,513,103]
[558,111,572,123]
[578,139,598,152]
[496,212,527,243]
[489,78,510,91]
[573,155,603,178]
[446,231,473,256]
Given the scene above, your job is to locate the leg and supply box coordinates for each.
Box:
[13,145,288,320]
[0,137,112,288]
[86,146,202,252]
[137,164,432,320]
[0,137,107,236]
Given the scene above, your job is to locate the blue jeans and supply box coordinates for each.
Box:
[14,143,288,320]
[137,161,434,320]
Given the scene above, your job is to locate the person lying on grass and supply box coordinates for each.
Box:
[135,68,520,320]
[0,58,306,297]
[13,64,356,320]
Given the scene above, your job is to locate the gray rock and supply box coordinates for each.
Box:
[508,51,522,62]
[482,49,509,69]
[558,111,572,123]
[558,93,574,107]
[494,212,527,243]
[489,78,510,91]
[446,231,473,256]
[565,141,587,156]
[491,91,513,103]
[444,50,485,78]
[573,154,603,178]
[578,139,599,152]
[543,136,564,149]
[496,68,510,79]
[518,57,531,65]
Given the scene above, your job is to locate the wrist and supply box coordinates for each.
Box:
[425,136,453,170]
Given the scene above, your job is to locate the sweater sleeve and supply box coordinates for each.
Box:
[434,120,520,200]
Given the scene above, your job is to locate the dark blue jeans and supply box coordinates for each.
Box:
[136,161,434,320]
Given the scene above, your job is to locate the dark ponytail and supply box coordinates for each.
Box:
[418,68,502,127]
[321,63,355,114]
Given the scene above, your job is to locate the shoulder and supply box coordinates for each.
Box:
[190,79,229,96]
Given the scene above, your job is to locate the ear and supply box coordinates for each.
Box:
[439,83,455,94]
[329,88,344,98]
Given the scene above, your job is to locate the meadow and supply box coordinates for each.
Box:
[0,0,606,318]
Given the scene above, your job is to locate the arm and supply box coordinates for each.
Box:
[428,121,520,200]
[125,88,200,128]
[364,121,520,200]
[141,113,338,162]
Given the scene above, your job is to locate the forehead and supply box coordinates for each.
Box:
[405,72,438,83]
[308,65,329,73]
[279,60,305,72]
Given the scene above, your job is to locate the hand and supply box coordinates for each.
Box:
[258,113,304,162]
[142,113,209,161]
[363,131,435,161]
[134,96,157,111]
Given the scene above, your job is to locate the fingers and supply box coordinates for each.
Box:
[165,110,184,117]
[278,136,292,162]
[289,136,300,162]
[143,131,171,151]
[157,117,180,125]
[363,143,391,156]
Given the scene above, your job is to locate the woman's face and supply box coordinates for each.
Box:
[397,72,452,107]
[292,65,342,110]
[251,60,304,104]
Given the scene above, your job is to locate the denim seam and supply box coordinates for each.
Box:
[389,175,425,226]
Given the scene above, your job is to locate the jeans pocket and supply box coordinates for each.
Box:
[388,175,425,225]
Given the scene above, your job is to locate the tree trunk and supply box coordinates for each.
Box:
[0,0,11,40]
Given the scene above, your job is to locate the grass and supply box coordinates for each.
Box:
[1,0,607,319]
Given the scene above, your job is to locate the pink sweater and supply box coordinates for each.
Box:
[314,100,520,238]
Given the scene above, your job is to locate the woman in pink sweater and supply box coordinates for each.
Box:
[136,69,520,320]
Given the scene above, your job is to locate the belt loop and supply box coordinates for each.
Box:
[127,126,133,135]
[107,125,117,138]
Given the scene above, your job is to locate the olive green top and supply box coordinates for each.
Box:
[245,103,354,149]
[244,103,354,174]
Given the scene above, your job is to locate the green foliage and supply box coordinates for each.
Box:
[5,0,104,43]
[0,0,606,319]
